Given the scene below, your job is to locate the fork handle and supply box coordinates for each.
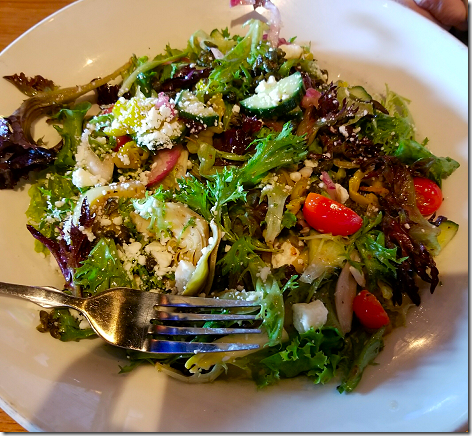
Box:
[0,281,86,311]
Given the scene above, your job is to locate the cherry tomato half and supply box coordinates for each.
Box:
[302,192,363,236]
[413,177,443,216]
[352,290,390,329]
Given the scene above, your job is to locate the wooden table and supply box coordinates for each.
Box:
[0,2,76,430]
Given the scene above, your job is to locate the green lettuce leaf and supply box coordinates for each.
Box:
[197,19,267,98]
[260,181,292,244]
[355,230,408,290]
[218,236,285,345]
[26,170,80,252]
[74,238,132,295]
[393,138,460,187]
[37,308,95,342]
[53,101,92,168]
[360,87,415,155]
[238,123,308,185]
[252,327,345,387]
[337,327,385,393]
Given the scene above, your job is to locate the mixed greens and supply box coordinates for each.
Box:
[0,7,459,393]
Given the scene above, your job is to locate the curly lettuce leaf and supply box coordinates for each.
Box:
[250,327,345,388]
[119,47,190,96]
[132,187,173,235]
[357,87,416,155]
[218,236,285,345]
[174,174,214,221]
[354,229,408,291]
[197,19,267,98]
[260,181,292,244]
[238,123,308,185]
[281,210,297,230]
[175,168,246,227]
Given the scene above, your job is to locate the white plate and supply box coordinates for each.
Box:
[0,0,468,432]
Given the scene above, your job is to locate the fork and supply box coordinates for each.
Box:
[0,281,262,354]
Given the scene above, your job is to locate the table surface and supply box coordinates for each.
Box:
[0,2,76,430]
[0,0,467,433]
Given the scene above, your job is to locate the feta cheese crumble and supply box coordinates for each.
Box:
[292,300,328,334]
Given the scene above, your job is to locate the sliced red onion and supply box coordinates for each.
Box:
[301,88,321,109]
[210,47,225,60]
[321,171,338,201]
[334,261,358,334]
[299,262,327,284]
[349,265,366,287]
[277,37,289,46]
[155,92,177,118]
[262,0,281,47]
[230,0,281,47]
[348,251,365,287]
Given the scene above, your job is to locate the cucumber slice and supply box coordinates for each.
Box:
[348,86,372,101]
[176,90,219,127]
[436,220,459,251]
[240,72,304,118]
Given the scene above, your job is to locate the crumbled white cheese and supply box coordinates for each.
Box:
[177,92,217,117]
[112,216,123,226]
[100,218,112,227]
[299,166,313,178]
[110,95,184,150]
[122,241,143,258]
[304,159,317,168]
[72,168,105,188]
[255,75,277,93]
[279,43,304,59]
[62,216,73,245]
[272,241,300,269]
[339,125,349,138]
[292,300,328,334]
[335,183,350,204]
[73,126,114,187]
[144,241,173,269]
[68,309,91,330]
[258,266,271,282]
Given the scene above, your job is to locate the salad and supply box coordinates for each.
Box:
[0,1,459,393]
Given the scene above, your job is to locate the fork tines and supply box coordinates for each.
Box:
[149,293,262,352]
[154,311,258,322]
[150,324,261,336]
[156,293,261,308]
[147,339,261,354]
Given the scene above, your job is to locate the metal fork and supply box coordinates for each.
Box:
[0,281,262,354]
